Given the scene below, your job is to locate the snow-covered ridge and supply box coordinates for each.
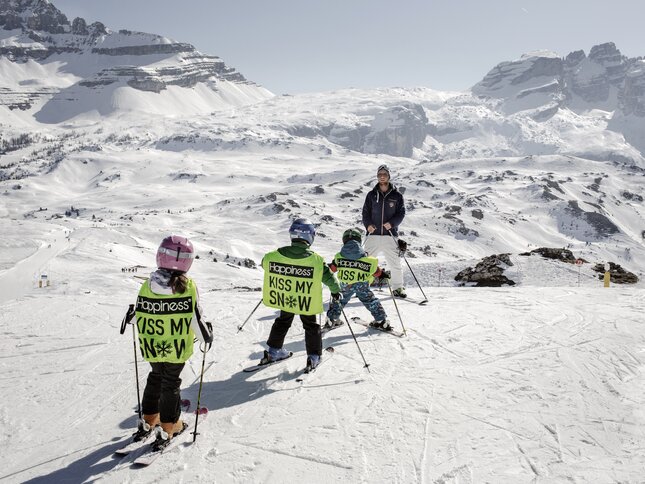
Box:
[0,0,273,118]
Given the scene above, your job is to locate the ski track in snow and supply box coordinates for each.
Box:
[0,227,644,482]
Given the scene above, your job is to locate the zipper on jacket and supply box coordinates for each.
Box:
[379,186,392,235]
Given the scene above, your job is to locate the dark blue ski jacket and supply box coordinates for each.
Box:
[362,183,405,236]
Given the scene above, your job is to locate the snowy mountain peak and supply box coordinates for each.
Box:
[0,0,273,120]
[588,41,624,65]
[472,42,645,149]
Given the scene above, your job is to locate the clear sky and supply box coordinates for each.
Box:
[52,0,644,95]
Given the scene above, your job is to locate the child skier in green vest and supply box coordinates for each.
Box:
[133,235,213,451]
[325,228,393,331]
[261,218,341,370]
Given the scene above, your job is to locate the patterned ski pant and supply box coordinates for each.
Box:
[327,281,387,322]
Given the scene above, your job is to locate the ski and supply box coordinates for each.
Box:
[350,317,405,338]
[115,399,191,456]
[397,296,428,306]
[114,431,154,456]
[321,322,344,334]
[242,350,293,373]
[132,407,208,467]
[385,294,428,306]
[295,347,335,382]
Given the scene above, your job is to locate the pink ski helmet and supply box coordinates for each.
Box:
[156,235,195,273]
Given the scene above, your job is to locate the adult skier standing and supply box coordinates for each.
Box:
[362,164,407,298]
[261,218,341,370]
[133,235,213,451]
[325,228,394,331]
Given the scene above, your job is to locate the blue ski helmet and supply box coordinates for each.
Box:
[289,218,316,245]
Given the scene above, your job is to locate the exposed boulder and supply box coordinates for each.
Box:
[592,262,639,284]
[519,247,576,262]
[455,254,515,287]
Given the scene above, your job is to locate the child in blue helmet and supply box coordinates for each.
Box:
[325,228,393,331]
[261,218,341,369]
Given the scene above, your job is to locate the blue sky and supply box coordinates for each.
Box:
[53,0,644,95]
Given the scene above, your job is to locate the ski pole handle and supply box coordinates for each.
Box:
[120,304,135,335]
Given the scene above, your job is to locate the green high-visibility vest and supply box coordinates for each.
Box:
[334,253,378,285]
[135,279,197,363]
[262,251,324,315]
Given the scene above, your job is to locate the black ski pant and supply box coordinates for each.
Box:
[267,310,321,356]
[141,362,185,424]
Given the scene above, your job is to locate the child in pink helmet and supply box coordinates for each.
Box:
[133,235,213,451]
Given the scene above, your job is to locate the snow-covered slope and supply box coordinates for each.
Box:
[0,222,644,482]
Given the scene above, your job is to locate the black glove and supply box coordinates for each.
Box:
[331,293,341,301]
[198,321,213,352]
[397,239,407,253]
[119,304,136,335]
[205,322,214,344]
[380,270,391,280]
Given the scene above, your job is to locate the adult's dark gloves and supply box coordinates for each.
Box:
[397,239,407,253]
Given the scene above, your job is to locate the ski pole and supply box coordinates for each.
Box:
[386,280,408,336]
[340,308,371,372]
[131,321,143,423]
[120,304,143,423]
[192,343,208,443]
[237,299,262,333]
[388,231,429,304]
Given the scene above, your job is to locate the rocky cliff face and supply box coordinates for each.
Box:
[324,103,428,157]
[0,0,271,117]
[620,60,645,117]
[473,42,644,117]
[286,101,429,158]
[0,0,70,34]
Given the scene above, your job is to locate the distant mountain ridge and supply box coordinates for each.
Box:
[472,43,645,153]
[473,43,641,111]
[0,0,272,119]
